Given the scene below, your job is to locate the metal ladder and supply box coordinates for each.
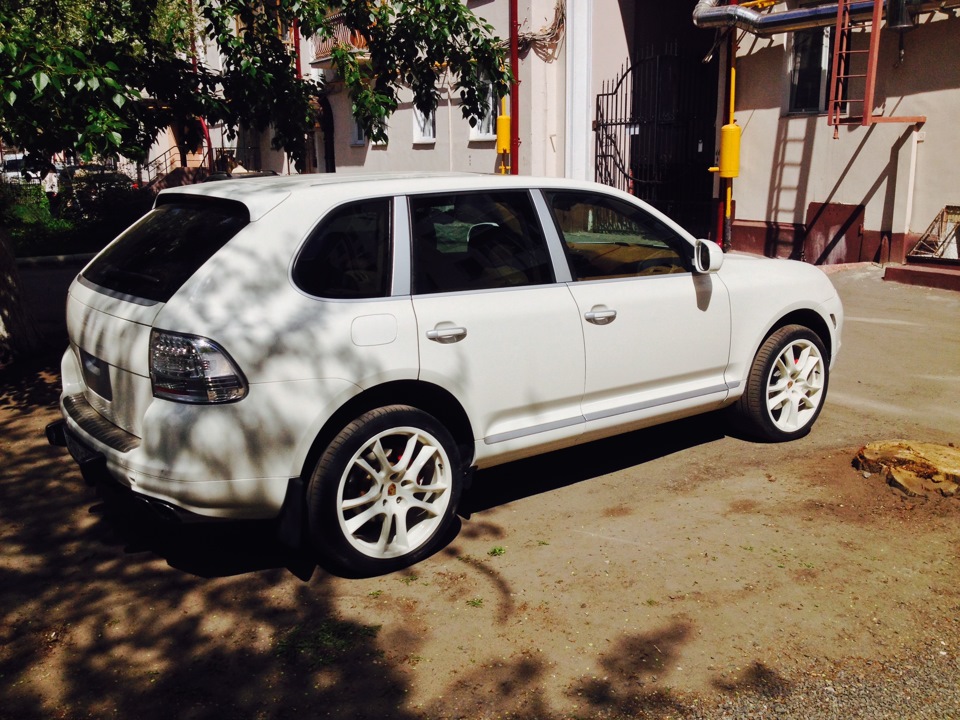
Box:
[827,0,925,138]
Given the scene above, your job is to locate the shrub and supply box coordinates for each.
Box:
[0,178,152,257]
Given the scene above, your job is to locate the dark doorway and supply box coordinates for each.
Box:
[595,3,719,238]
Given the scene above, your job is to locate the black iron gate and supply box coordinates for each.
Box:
[595,46,718,238]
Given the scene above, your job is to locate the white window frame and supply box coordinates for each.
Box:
[469,84,499,141]
[413,107,437,144]
[350,118,366,146]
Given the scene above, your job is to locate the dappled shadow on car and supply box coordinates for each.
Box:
[461,412,727,516]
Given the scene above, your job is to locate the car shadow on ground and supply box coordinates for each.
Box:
[67,415,733,583]
[461,413,728,515]
[81,485,318,579]
[5,353,732,582]
[82,412,729,581]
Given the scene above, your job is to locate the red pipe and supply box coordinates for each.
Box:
[293,20,303,79]
[509,0,520,174]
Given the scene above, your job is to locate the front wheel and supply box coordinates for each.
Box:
[734,325,829,442]
[306,405,462,576]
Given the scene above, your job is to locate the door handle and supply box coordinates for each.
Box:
[584,309,617,325]
[426,326,467,344]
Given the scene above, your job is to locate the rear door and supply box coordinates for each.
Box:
[408,190,585,462]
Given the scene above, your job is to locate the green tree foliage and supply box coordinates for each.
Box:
[0,0,510,168]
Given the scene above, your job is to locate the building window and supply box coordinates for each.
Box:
[414,107,436,144]
[469,84,499,141]
[350,118,366,146]
[789,28,832,114]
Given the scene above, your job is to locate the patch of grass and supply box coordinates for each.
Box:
[487,545,505,557]
[275,619,381,667]
[367,589,383,598]
[537,540,550,546]
[398,573,418,585]
[466,597,484,608]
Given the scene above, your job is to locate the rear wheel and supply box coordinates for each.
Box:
[306,405,462,576]
[734,325,829,442]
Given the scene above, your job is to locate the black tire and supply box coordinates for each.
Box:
[733,324,829,442]
[306,405,462,576]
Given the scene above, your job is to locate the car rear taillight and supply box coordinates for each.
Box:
[150,330,247,404]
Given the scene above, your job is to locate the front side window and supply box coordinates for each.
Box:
[544,191,689,280]
[293,198,392,299]
[410,191,554,294]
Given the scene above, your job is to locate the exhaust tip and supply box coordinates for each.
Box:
[46,420,68,447]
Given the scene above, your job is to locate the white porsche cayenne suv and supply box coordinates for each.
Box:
[48,173,843,575]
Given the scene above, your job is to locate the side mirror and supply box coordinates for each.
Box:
[693,239,724,274]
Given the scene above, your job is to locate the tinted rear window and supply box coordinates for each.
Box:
[81,198,249,303]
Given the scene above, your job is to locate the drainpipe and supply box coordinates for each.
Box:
[693,0,960,35]
[293,20,303,79]
[294,20,303,175]
[723,0,737,251]
[509,0,520,175]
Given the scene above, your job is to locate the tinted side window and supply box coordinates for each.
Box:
[81,198,249,303]
[544,191,689,280]
[410,191,554,294]
[293,198,392,299]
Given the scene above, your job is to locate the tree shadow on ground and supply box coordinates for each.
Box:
[0,363,419,720]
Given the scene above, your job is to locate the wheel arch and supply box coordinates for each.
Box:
[297,380,476,483]
[762,308,834,364]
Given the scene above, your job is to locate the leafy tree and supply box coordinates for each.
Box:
[0,0,509,165]
[0,0,509,366]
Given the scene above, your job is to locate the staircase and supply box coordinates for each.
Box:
[884,206,960,292]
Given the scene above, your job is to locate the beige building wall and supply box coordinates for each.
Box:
[732,9,960,261]
[321,0,570,178]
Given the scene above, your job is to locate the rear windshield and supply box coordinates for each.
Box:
[81,198,249,303]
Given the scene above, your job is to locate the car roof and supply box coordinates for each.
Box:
[156,172,611,222]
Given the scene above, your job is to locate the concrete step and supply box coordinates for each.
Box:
[882,262,960,292]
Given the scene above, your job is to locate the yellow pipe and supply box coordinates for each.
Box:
[728,54,736,125]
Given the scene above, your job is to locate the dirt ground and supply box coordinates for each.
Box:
[1,264,958,719]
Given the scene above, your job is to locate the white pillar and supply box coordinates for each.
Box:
[565,0,593,181]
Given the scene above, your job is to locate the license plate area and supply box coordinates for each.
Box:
[79,348,113,401]
[65,428,101,465]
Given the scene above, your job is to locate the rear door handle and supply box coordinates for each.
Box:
[426,326,467,344]
[584,309,617,325]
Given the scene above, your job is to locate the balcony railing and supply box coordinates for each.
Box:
[312,12,368,64]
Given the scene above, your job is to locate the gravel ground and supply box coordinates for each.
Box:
[688,633,960,719]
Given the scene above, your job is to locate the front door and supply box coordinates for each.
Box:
[541,189,732,432]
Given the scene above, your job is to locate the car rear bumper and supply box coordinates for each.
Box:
[51,392,291,521]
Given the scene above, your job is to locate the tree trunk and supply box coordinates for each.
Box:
[0,230,42,369]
